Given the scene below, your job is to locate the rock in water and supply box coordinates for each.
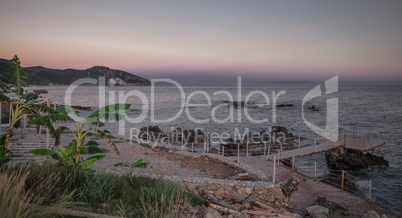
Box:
[325,146,389,170]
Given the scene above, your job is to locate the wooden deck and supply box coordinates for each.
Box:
[267,138,386,161]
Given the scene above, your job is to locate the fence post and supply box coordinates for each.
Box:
[46,99,50,149]
[314,161,317,181]
[273,156,276,183]
[266,145,271,160]
[181,131,184,146]
[278,150,280,166]
[341,170,345,192]
[292,155,295,172]
[264,142,266,155]
[369,180,372,203]
[191,142,194,153]
[222,146,225,156]
[237,143,240,163]
[246,141,249,157]
[298,136,301,149]
[147,126,149,141]
[314,138,317,153]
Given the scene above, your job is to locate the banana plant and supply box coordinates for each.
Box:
[30,103,131,172]
[114,159,148,182]
[0,55,52,155]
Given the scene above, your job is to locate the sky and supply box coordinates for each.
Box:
[0,0,401,83]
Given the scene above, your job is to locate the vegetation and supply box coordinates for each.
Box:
[0,163,204,217]
[114,159,148,183]
[30,104,130,172]
[0,55,52,164]
[0,164,75,218]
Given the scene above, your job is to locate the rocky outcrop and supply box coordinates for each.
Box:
[308,105,320,111]
[276,104,294,107]
[325,146,389,170]
[0,58,150,86]
[313,196,348,215]
[280,177,300,198]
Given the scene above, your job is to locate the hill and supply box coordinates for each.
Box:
[0,58,150,86]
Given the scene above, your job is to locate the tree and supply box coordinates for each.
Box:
[30,104,131,172]
[0,55,51,163]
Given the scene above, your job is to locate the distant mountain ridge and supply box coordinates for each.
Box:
[0,58,150,86]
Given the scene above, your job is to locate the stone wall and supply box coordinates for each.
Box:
[135,172,292,209]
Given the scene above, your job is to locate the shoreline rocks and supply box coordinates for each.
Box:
[325,146,389,171]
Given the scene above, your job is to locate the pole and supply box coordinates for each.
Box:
[369,180,372,203]
[268,145,271,156]
[146,126,149,141]
[222,146,225,156]
[181,131,184,146]
[314,138,317,153]
[246,142,249,157]
[264,142,266,155]
[314,161,317,181]
[341,170,345,192]
[46,99,50,148]
[191,142,194,153]
[237,143,240,163]
[292,155,295,172]
[278,150,280,166]
[298,136,301,149]
[273,156,276,183]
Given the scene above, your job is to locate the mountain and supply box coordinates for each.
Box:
[0,58,150,86]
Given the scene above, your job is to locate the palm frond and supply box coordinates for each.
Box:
[30,114,72,125]
[0,93,11,102]
[30,104,54,113]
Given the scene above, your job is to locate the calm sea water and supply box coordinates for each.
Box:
[26,83,402,214]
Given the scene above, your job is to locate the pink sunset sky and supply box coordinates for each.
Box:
[0,0,401,82]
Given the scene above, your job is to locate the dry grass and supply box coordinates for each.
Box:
[0,164,75,218]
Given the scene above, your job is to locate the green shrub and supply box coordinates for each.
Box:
[87,145,106,154]
[78,173,117,205]
[86,140,99,146]
[184,192,206,206]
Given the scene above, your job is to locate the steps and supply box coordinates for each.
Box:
[8,144,45,163]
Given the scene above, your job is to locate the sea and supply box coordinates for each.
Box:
[25,82,402,215]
